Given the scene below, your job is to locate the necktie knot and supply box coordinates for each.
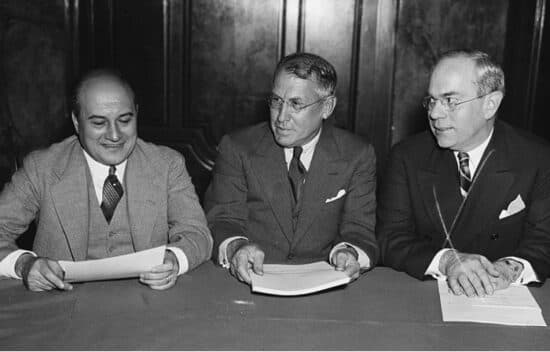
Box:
[293,146,303,160]
[457,152,472,196]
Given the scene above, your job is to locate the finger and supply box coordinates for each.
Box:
[458,274,475,297]
[141,269,172,281]
[448,277,463,295]
[251,251,264,275]
[141,273,175,287]
[139,271,172,282]
[343,261,360,280]
[27,276,52,292]
[480,257,500,277]
[468,273,485,297]
[333,253,347,271]
[149,263,173,273]
[236,255,252,284]
[148,277,176,290]
[43,270,68,291]
[477,269,495,296]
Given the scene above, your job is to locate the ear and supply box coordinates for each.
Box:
[71,112,80,134]
[483,91,503,120]
[321,95,337,120]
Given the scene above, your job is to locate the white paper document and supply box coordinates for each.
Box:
[250,261,350,296]
[438,279,546,326]
[59,245,166,283]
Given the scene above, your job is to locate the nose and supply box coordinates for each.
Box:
[275,102,291,123]
[428,100,447,120]
[106,122,121,141]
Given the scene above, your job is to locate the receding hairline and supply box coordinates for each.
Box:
[72,69,136,116]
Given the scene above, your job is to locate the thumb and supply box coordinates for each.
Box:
[481,257,500,277]
[333,251,347,271]
[251,249,264,275]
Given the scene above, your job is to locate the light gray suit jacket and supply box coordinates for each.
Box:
[0,135,212,270]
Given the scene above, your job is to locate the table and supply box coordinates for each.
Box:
[1,262,549,350]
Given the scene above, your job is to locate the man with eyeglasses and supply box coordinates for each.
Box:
[205,52,378,285]
[377,50,550,296]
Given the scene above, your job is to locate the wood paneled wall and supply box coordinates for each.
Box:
[2,0,548,196]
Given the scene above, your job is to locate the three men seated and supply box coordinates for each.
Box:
[0,50,548,296]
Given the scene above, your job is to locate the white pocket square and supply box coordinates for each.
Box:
[498,194,525,220]
[325,189,346,203]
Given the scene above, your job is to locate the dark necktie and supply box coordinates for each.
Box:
[101,166,123,223]
[288,146,306,206]
[457,152,472,195]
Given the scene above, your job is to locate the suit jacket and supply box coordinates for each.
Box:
[0,136,212,270]
[377,120,550,281]
[204,122,378,264]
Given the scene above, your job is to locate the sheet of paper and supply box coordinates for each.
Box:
[438,279,546,326]
[59,245,166,283]
[251,261,350,296]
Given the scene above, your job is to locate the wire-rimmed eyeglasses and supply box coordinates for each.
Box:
[422,92,492,112]
[267,94,331,114]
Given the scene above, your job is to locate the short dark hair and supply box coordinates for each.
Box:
[274,52,337,95]
[436,49,505,95]
[71,68,136,116]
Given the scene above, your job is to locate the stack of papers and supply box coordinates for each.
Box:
[250,261,350,296]
[438,280,546,326]
[59,245,166,282]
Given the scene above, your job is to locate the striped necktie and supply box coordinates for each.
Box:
[288,146,306,205]
[457,152,472,195]
[101,166,124,223]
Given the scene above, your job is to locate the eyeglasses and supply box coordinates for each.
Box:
[267,94,330,114]
[422,92,491,112]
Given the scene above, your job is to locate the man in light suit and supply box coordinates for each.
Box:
[377,50,550,296]
[204,52,378,284]
[0,69,212,291]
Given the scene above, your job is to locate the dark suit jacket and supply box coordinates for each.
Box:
[204,122,378,264]
[377,120,550,281]
[0,136,213,270]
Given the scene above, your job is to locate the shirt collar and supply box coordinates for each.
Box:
[453,127,494,173]
[82,148,127,181]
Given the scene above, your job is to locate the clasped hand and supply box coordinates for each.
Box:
[229,243,361,284]
[441,250,522,297]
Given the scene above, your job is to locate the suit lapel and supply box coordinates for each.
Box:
[417,148,462,244]
[292,126,346,247]
[250,129,294,244]
[125,144,162,251]
[51,145,90,261]
[452,124,515,247]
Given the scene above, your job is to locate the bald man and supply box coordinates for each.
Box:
[0,69,212,291]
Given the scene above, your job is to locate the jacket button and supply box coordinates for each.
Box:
[491,233,499,240]
[287,253,295,260]
[109,231,117,237]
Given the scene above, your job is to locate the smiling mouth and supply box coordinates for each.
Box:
[102,143,124,148]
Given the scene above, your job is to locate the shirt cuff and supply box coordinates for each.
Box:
[218,236,248,269]
[502,256,540,285]
[166,247,188,276]
[0,250,36,279]
[329,242,371,269]
[424,248,452,280]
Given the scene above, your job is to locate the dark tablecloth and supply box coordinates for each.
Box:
[1,262,549,350]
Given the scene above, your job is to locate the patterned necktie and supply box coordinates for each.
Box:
[101,166,123,223]
[288,146,306,205]
[457,152,472,195]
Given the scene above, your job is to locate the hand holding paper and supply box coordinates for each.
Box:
[59,245,166,283]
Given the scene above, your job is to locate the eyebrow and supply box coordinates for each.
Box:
[87,112,134,120]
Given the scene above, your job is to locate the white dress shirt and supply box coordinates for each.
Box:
[425,129,538,284]
[0,148,188,279]
[218,128,371,269]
